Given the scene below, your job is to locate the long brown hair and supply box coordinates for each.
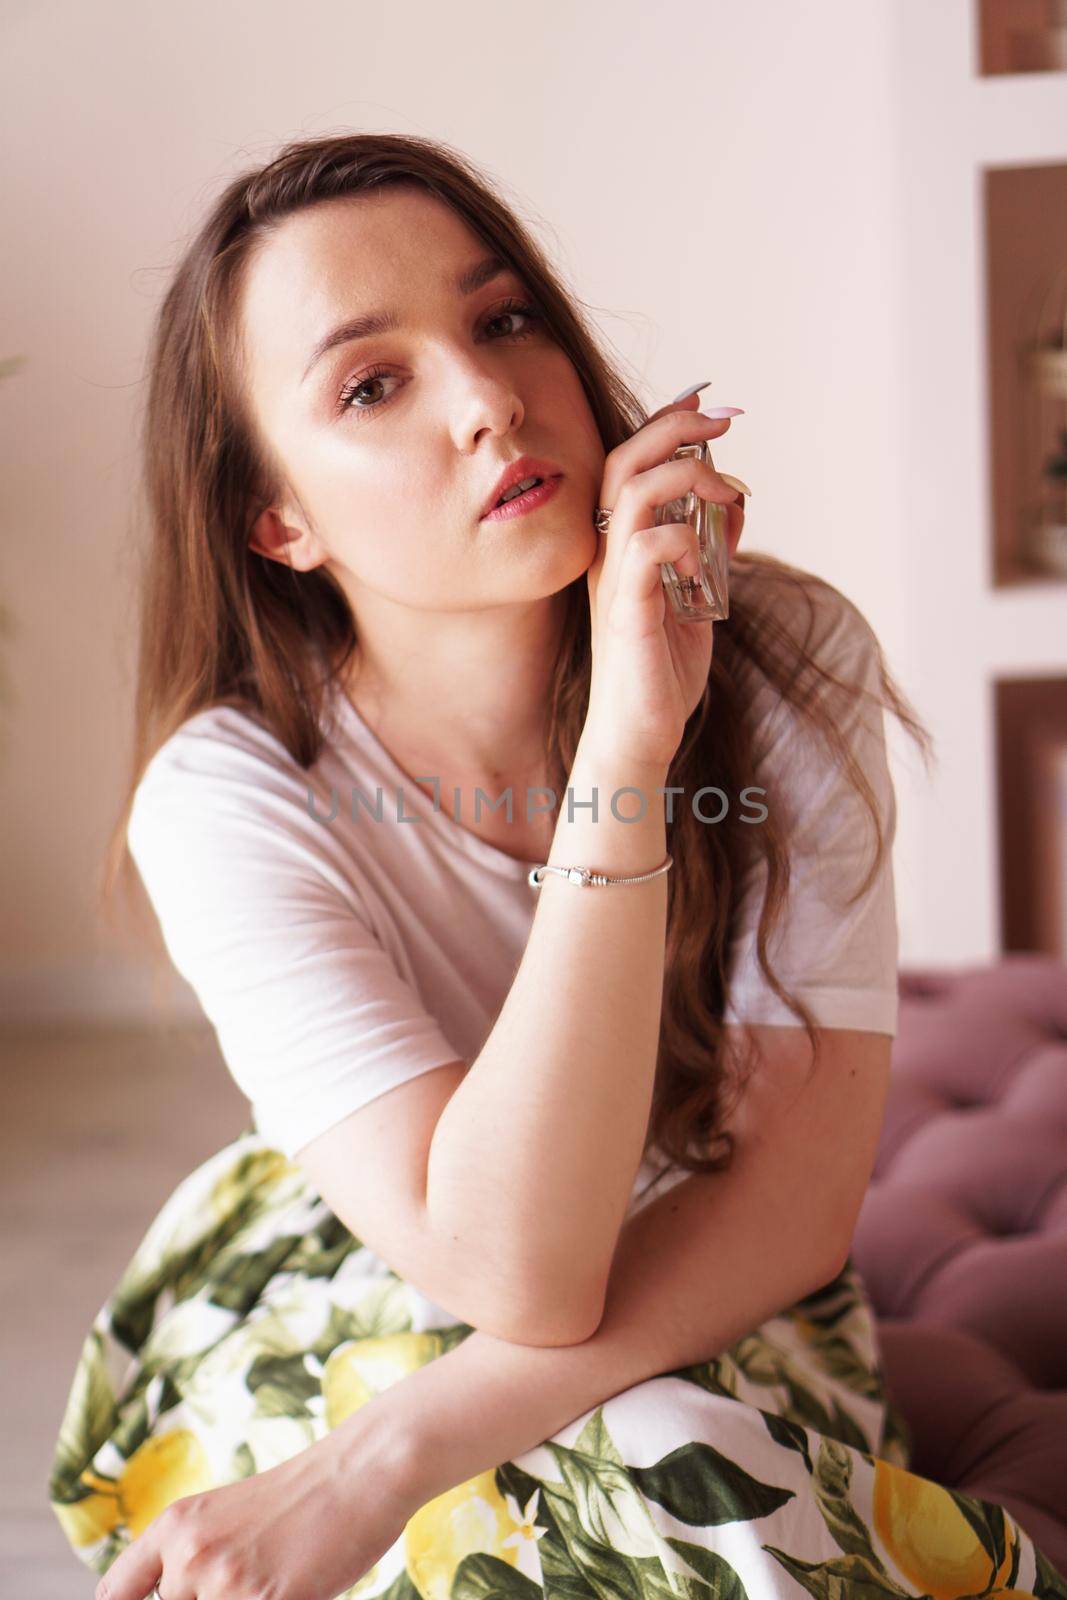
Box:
[102,131,934,1178]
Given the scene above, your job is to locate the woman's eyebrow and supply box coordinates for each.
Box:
[300,254,512,383]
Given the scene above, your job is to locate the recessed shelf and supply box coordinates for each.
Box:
[994,675,1067,956]
[984,162,1067,587]
[993,564,1067,589]
[978,0,1067,75]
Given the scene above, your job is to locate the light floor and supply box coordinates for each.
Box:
[1,1019,248,1596]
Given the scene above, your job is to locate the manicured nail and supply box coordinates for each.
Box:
[701,406,745,419]
[720,472,753,498]
[671,380,712,402]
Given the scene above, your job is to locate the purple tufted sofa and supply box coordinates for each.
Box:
[851,953,1067,1569]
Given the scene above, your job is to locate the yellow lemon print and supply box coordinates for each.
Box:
[403,1471,521,1600]
[53,1470,122,1549]
[874,1459,1016,1600]
[322,1332,443,1429]
[53,1428,214,1548]
[120,1428,215,1537]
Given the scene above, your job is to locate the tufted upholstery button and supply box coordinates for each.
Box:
[853,954,1067,1572]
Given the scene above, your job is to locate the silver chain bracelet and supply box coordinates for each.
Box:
[527,854,673,890]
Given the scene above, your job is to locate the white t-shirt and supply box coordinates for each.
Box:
[127,586,898,1214]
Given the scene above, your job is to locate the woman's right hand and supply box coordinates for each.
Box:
[582,398,746,771]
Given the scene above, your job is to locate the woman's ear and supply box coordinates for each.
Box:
[248,503,328,571]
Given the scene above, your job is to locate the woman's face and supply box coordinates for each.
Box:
[239,187,605,612]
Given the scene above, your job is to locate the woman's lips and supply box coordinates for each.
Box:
[480,475,563,521]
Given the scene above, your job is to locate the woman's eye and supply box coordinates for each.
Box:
[336,299,545,418]
[337,367,396,415]
[481,301,542,340]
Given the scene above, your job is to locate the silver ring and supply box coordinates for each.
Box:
[593,506,613,533]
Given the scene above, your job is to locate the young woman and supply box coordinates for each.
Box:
[50,132,1065,1600]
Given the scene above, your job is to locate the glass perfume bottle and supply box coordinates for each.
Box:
[656,439,731,622]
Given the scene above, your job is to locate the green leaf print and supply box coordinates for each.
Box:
[310,1284,415,1360]
[632,1551,724,1600]
[246,1351,321,1407]
[207,1234,309,1314]
[49,1329,118,1499]
[1034,1541,1067,1599]
[759,1410,814,1474]
[572,1407,625,1468]
[248,1381,311,1420]
[451,1551,544,1600]
[282,1216,363,1277]
[1006,1522,1023,1591]
[495,1462,599,1600]
[803,1331,884,1398]
[730,1333,878,1455]
[794,1259,852,1313]
[538,1429,758,1600]
[546,1442,679,1563]
[536,1474,646,1600]
[770,1378,872,1454]
[669,1359,741,1403]
[809,1440,905,1591]
[731,1334,789,1387]
[230,1441,256,1479]
[947,1485,1007,1578]
[627,1441,795,1527]
[527,1531,599,1600]
[109,1389,152,1463]
[662,1538,749,1600]
[108,1357,194,1452]
[109,1282,164,1355]
[763,1548,905,1600]
[877,1395,913,1471]
[361,1567,423,1600]
[106,1147,303,1348]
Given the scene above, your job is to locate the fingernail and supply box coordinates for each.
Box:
[720,472,753,498]
[671,380,712,402]
[701,406,745,419]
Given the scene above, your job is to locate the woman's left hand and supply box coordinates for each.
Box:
[95,1426,414,1600]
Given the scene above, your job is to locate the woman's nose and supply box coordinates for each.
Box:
[446,357,525,445]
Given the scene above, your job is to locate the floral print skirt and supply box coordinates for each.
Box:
[49,1130,1067,1600]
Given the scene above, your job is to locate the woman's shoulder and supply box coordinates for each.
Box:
[141,699,284,772]
[129,696,336,865]
[134,696,328,807]
[126,691,379,938]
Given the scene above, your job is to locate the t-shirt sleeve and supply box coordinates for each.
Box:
[126,717,465,1159]
[722,594,900,1037]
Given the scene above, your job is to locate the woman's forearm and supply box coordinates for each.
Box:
[423,733,672,1342]
[331,1123,843,1513]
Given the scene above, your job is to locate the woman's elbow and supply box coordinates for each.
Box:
[475,1276,606,1347]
